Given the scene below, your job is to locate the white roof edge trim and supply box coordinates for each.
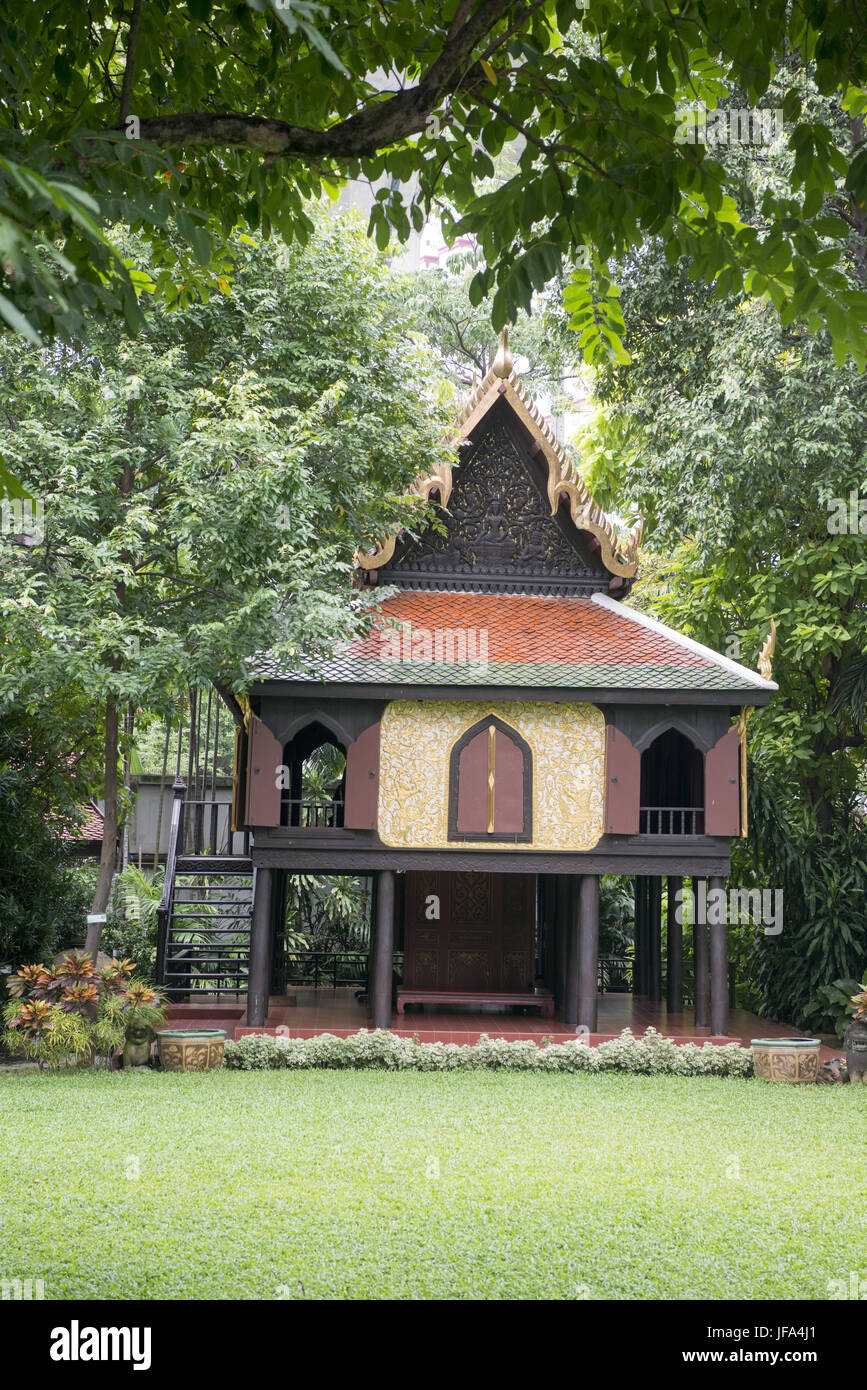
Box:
[591,592,778,692]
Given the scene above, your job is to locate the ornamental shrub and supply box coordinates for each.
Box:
[222,1026,754,1078]
[2,952,166,1068]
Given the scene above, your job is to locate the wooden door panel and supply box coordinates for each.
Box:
[402,872,536,992]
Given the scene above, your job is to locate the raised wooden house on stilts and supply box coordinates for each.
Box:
[156,329,776,1042]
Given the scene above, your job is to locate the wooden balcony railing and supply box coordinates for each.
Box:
[282,798,344,829]
[639,806,705,835]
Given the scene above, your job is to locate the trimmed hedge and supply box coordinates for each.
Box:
[222,1026,755,1077]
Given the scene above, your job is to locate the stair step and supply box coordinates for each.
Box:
[172,898,253,906]
[176,856,252,873]
[170,912,252,921]
[167,922,252,934]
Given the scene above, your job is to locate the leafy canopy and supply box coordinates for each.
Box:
[5,1,867,363]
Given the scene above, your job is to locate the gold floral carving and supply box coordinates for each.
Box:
[377,700,606,851]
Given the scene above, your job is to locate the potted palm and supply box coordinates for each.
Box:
[844,984,867,1083]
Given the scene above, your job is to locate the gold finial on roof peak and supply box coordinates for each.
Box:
[492,324,513,378]
[758,619,776,681]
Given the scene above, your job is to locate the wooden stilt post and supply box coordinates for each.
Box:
[693,877,711,1031]
[370,869,395,1031]
[563,876,580,1027]
[666,875,684,1014]
[247,866,274,1027]
[633,876,645,995]
[366,872,379,1013]
[709,874,729,1037]
[554,875,569,1015]
[578,873,599,1033]
[648,877,662,1003]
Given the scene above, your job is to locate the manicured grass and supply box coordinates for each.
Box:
[0,1068,863,1299]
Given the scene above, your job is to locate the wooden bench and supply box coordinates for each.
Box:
[396,988,555,1018]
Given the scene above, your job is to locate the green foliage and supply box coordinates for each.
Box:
[286,874,370,952]
[598,875,635,956]
[2,952,165,1067]
[101,865,166,980]
[223,1026,754,1077]
[807,977,865,1040]
[578,67,867,1026]
[3,5,867,363]
[0,214,453,931]
[0,714,95,969]
[0,216,452,724]
[393,257,575,400]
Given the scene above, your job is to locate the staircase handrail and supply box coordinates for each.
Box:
[155,778,186,986]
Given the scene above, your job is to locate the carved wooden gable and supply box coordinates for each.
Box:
[379,401,611,595]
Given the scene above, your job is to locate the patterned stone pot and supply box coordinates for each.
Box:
[844,1020,867,1083]
[751,1037,821,1084]
[156,1029,227,1072]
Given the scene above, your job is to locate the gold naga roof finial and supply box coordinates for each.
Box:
[758,619,776,681]
[492,323,513,378]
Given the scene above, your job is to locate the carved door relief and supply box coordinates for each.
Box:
[402,871,536,992]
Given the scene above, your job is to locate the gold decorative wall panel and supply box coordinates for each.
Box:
[378,700,605,851]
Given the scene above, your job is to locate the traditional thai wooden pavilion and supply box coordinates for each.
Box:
[156,330,776,1039]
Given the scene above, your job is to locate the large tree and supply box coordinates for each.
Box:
[4,2,867,363]
[579,69,867,1024]
[0,213,452,940]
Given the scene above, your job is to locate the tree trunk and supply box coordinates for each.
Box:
[152,715,171,873]
[86,691,120,957]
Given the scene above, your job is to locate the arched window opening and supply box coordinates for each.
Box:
[448,716,532,842]
[280,722,347,828]
[639,728,704,835]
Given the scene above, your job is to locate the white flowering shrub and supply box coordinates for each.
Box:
[223,1026,754,1077]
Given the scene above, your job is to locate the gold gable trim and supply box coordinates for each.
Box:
[355,329,642,580]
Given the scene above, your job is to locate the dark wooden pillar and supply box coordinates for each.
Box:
[666,875,684,1014]
[709,874,729,1037]
[366,872,379,1009]
[578,873,600,1033]
[693,877,711,1031]
[563,876,580,1027]
[633,876,646,995]
[554,875,569,1014]
[247,866,274,1027]
[648,876,662,1003]
[370,869,395,1031]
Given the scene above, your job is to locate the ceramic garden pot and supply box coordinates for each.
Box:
[156,1028,227,1072]
[844,1020,867,1083]
[750,1037,821,1083]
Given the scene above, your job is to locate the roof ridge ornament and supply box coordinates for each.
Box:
[758,619,776,681]
[492,324,513,378]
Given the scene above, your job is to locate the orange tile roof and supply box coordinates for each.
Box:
[254,590,768,695]
[62,802,104,843]
[353,591,704,667]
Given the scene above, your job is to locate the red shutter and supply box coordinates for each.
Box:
[456,728,489,832]
[605,723,640,834]
[344,721,381,830]
[231,724,248,831]
[245,715,283,828]
[705,725,740,836]
[493,727,525,834]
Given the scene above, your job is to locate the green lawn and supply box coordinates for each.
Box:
[0,1068,863,1300]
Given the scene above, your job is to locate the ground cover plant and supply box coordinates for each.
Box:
[0,1068,863,1300]
[223,1027,754,1076]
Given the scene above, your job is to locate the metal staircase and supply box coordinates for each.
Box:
[155,780,255,1000]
